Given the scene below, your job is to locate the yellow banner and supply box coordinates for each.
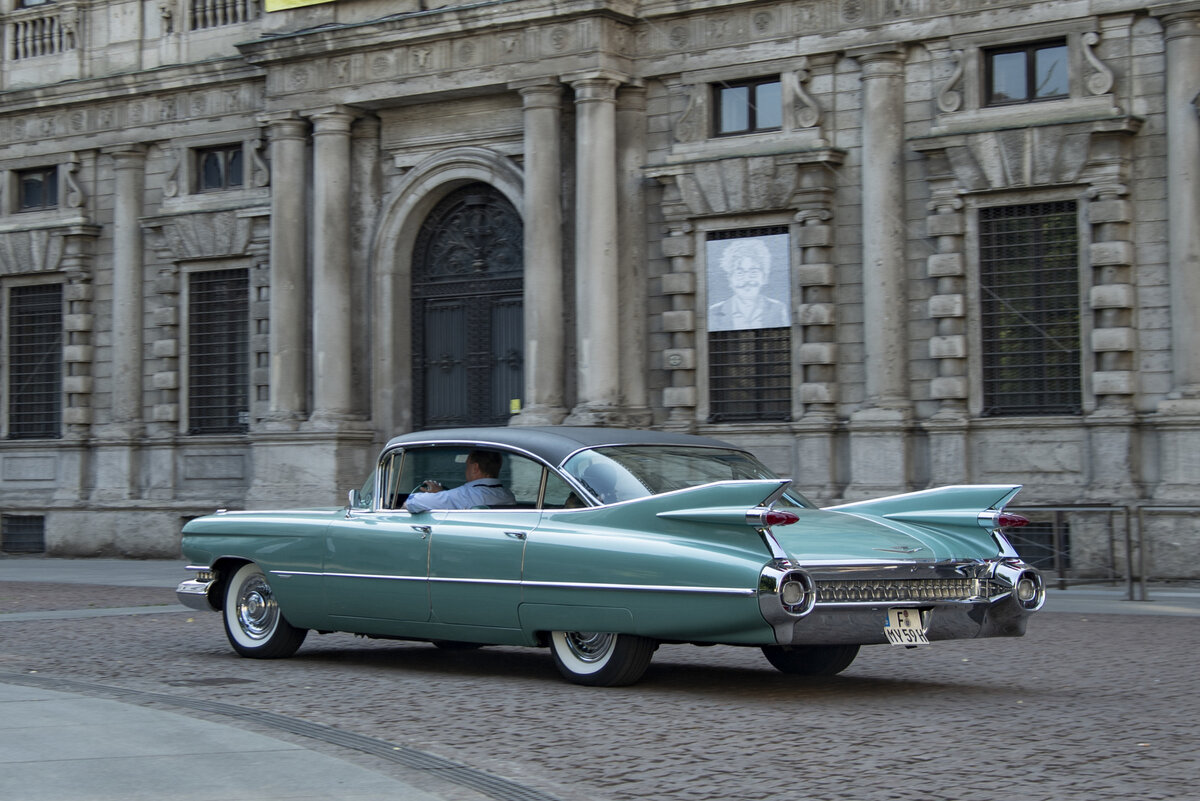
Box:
[264,0,336,11]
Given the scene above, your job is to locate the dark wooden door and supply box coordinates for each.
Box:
[411,183,523,429]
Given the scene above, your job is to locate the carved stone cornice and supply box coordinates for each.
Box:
[142,209,270,263]
[911,116,1142,193]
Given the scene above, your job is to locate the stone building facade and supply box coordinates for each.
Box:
[0,0,1197,575]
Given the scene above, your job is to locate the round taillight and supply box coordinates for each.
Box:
[778,570,815,616]
[996,512,1029,528]
[781,580,806,606]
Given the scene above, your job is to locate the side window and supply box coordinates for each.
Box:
[542,471,580,509]
[507,456,544,507]
[16,166,58,212]
[714,77,782,136]
[195,144,244,193]
[984,41,1069,106]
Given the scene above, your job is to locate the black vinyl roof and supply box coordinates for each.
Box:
[383,426,744,467]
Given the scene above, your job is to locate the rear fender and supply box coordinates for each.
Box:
[823,485,1024,552]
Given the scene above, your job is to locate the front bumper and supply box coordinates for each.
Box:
[176,567,218,612]
[759,558,1043,645]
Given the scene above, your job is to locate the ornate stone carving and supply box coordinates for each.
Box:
[673,84,705,144]
[1082,32,1115,97]
[249,137,270,188]
[937,50,964,113]
[65,153,85,209]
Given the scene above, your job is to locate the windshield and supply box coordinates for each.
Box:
[562,445,813,507]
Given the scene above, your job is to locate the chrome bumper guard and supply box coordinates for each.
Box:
[176,567,218,613]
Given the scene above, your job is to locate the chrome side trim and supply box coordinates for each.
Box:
[274,570,425,582]
[518,579,754,596]
[272,570,754,596]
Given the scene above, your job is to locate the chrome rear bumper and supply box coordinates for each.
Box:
[759,558,1043,645]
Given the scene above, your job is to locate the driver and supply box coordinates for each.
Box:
[404,450,516,512]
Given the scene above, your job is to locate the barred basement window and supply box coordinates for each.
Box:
[706,227,791,422]
[188,269,249,434]
[1,515,45,554]
[7,283,62,440]
[979,201,1081,416]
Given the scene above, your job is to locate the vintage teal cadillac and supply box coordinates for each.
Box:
[178,427,1044,686]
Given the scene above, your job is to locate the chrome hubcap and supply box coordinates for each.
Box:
[236,576,278,641]
[563,632,614,663]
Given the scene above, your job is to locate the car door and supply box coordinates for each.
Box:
[427,453,551,629]
[322,448,432,625]
[322,511,433,625]
[428,508,536,628]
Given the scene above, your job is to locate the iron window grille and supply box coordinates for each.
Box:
[188,269,249,434]
[979,201,1081,416]
[1,515,45,554]
[984,40,1069,106]
[714,77,782,137]
[195,144,244,193]
[707,226,791,422]
[7,283,62,440]
[16,166,58,211]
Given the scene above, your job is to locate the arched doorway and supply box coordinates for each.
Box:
[411,183,523,429]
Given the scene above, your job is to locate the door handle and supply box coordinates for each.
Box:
[505,531,527,541]
[411,525,432,538]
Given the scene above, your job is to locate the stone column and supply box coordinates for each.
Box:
[845,46,912,499]
[565,71,624,425]
[1149,6,1200,500]
[262,114,309,429]
[1156,9,1200,405]
[309,107,358,425]
[616,83,653,427]
[108,146,148,436]
[1156,9,1200,402]
[91,146,146,503]
[512,81,567,425]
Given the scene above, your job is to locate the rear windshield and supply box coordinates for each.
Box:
[562,445,812,507]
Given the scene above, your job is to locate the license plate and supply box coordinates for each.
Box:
[884,608,930,646]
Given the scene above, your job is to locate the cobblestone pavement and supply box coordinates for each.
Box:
[2,581,1198,801]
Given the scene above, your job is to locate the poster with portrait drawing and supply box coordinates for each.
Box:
[706,233,791,332]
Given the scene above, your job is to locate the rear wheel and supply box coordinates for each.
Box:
[549,631,655,686]
[761,644,859,676]
[222,562,306,658]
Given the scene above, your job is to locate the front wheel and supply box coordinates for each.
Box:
[761,644,859,676]
[549,631,655,686]
[222,563,307,659]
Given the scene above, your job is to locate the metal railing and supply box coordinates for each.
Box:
[1009,503,1200,601]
